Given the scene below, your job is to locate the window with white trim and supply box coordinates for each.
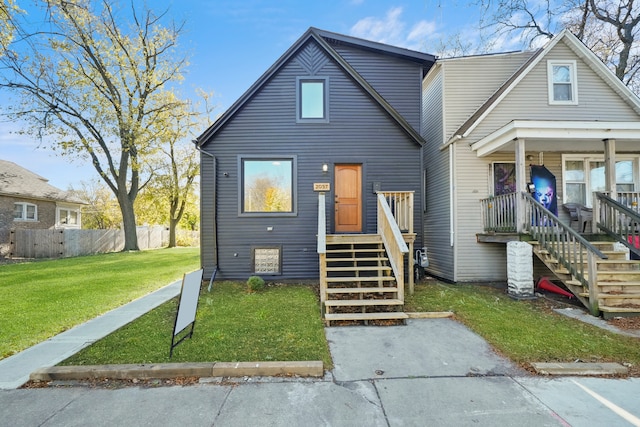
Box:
[297,77,329,122]
[240,157,296,215]
[562,155,637,206]
[57,207,81,227]
[13,202,37,221]
[548,60,578,105]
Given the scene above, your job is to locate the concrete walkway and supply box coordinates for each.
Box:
[2,282,640,426]
[0,279,183,389]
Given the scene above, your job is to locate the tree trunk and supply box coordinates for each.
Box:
[119,195,140,251]
[168,216,178,248]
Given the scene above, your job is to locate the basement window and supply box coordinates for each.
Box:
[252,246,282,275]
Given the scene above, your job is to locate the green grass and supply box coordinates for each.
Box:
[0,248,199,359]
[60,282,332,368]
[405,281,640,370]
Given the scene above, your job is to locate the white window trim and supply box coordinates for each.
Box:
[547,60,578,105]
[14,202,38,222]
[561,154,638,206]
[296,76,329,123]
[56,206,81,228]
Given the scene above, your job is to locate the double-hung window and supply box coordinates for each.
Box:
[14,202,37,221]
[297,77,329,122]
[548,60,578,105]
[240,157,296,215]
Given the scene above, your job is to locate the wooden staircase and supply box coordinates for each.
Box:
[532,241,640,318]
[320,234,408,325]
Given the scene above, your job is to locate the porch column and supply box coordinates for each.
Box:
[603,139,617,202]
[515,138,526,233]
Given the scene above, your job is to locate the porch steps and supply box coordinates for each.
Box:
[532,241,640,316]
[320,234,407,325]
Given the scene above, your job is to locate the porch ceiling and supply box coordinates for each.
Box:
[470,120,640,157]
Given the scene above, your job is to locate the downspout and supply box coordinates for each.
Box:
[194,141,219,281]
[449,143,455,247]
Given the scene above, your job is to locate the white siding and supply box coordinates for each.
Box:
[466,41,640,143]
[441,52,537,141]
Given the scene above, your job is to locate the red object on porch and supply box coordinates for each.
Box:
[536,277,574,299]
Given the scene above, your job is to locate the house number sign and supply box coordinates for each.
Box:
[313,183,330,192]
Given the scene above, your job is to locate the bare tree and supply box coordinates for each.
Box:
[473,0,640,91]
[0,0,189,250]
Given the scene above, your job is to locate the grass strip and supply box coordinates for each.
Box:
[60,282,332,368]
[405,281,640,371]
[0,247,199,359]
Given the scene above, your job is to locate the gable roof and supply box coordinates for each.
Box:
[447,29,640,145]
[196,27,435,148]
[0,160,85,204]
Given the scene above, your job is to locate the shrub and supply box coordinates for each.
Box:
[246,275,265,292]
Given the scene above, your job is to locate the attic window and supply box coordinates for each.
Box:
[297,77,329,122]
[548,60,578,105]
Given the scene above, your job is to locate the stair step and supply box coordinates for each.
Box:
[326,257,388,262]
[326,248,385,254]
[326,234,382,244]
[598,281,640,287]
[579,292,640,299]
[326,287,399,294]
[326,266,392,272]
[326,276,396,283]
[325,312,409,321]
[599,305,640,313]
[325,299,404,307]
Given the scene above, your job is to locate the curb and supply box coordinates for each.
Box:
[30,361,324,382]
[530,362,629,376]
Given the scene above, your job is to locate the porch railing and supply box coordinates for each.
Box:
[480,192,607,315]
[595,192,640,258]
[480,192,518,233]
[377,193,409,298]
[378,191,414,233]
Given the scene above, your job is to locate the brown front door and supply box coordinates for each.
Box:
[334,164,362,233]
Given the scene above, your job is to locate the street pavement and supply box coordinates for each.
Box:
[1,281,640,426]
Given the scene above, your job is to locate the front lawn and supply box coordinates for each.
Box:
[405,280,640,374]
[0,248,199,359]
[60,282,333,368]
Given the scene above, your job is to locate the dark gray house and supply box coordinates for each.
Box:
[196,27,435,313]
[197,28,640,321]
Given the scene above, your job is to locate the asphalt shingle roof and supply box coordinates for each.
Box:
[0,159,85,204]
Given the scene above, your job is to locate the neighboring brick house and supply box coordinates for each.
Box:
[0,160,85,257]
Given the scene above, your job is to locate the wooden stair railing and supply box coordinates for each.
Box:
[317,193,410,325]
[595,192,640,259]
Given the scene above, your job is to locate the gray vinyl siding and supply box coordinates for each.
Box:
[199,153,216,279]
[203,40,422,280]
[421,68,455,281]
[466,41,639,142]
[442,51,536,141]
[332,44,424,131]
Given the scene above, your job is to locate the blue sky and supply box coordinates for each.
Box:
[1,0,502,190]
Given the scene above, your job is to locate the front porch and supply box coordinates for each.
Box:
[479,190,640,318]
[317,191,416,325]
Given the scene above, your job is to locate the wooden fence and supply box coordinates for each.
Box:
[9,226,199,259]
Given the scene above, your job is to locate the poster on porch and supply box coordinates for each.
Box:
[530,165,558,216]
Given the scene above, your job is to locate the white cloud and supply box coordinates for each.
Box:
[350,7,438,51]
